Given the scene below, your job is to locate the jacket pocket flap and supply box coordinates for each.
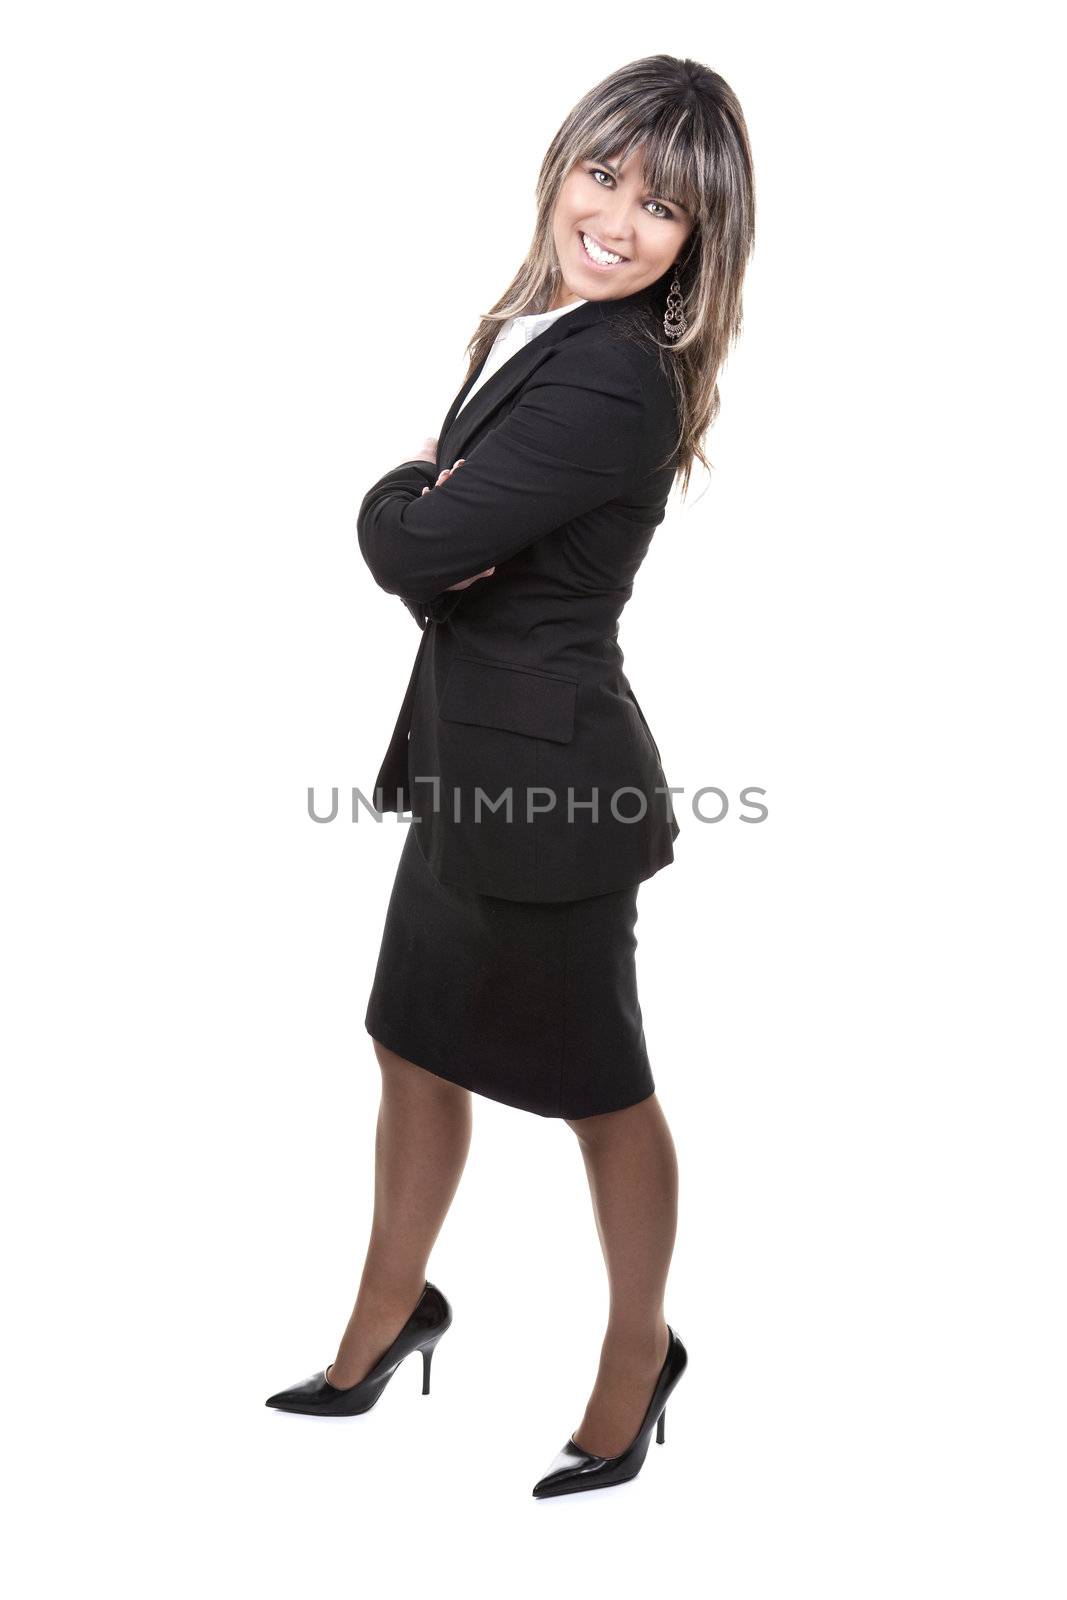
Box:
[438,655,577,744]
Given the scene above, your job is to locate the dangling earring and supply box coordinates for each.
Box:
[664,268,687,340]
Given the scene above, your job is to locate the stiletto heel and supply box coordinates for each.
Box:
[420,1338,438,1395]
[265,1281,453,1417]
[531,1327,687,1499]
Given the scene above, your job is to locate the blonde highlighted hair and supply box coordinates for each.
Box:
[462,54,756,498]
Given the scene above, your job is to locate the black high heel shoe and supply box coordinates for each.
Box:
[264,1281,452,1417]
[531,1326,688,1498]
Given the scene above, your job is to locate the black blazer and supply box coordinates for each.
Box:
[356,274,682,903]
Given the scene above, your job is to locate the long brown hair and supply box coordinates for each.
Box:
[461,54,756,498]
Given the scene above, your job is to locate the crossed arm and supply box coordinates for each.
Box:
[389,459,490,629]
[355,339,652,609]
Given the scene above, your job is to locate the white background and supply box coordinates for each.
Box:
[2,2,1063,1594]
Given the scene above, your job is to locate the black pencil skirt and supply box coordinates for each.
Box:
[363,824,655,1119]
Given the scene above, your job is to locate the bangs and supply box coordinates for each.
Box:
[582,117,706,224]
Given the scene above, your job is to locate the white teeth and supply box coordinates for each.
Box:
[581,231,623,265]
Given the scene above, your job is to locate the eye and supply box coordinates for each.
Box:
[586,167,675,221]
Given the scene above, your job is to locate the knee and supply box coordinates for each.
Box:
[370,1036,471,1107]
[371,1036,422,1084]
[565,1093,660,1144]
[370,1035,398,1072]
[564,1108,613,1144]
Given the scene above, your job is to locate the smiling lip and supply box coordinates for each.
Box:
[578,228,630,268]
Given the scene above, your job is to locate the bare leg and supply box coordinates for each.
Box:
[326,1040,473,1388]
[563,1091,678,1456]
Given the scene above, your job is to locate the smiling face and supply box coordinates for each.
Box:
[549,144,696,308]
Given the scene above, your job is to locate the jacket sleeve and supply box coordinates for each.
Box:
[354,459,438,628]
[355,341,651,605]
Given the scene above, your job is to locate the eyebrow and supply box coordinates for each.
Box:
[595,158,690,215]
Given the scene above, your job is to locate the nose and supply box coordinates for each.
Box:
[593,210,633,252]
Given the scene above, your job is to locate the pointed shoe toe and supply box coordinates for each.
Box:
[532,1437,612,1498]
[531,1325,688,1499]
[264,1280,453,1418]
[265,1369,371,1416]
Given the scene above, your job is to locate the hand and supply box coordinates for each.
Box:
[411,435,438,464]
[420,459,497,592]
[445,566,496,591]
[420,457,465,494]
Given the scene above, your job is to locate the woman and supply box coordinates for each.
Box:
[266,53,755,1499]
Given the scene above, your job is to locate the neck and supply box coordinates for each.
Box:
[546,286,584,313]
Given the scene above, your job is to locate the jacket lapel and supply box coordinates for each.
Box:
[438,278,664,467]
